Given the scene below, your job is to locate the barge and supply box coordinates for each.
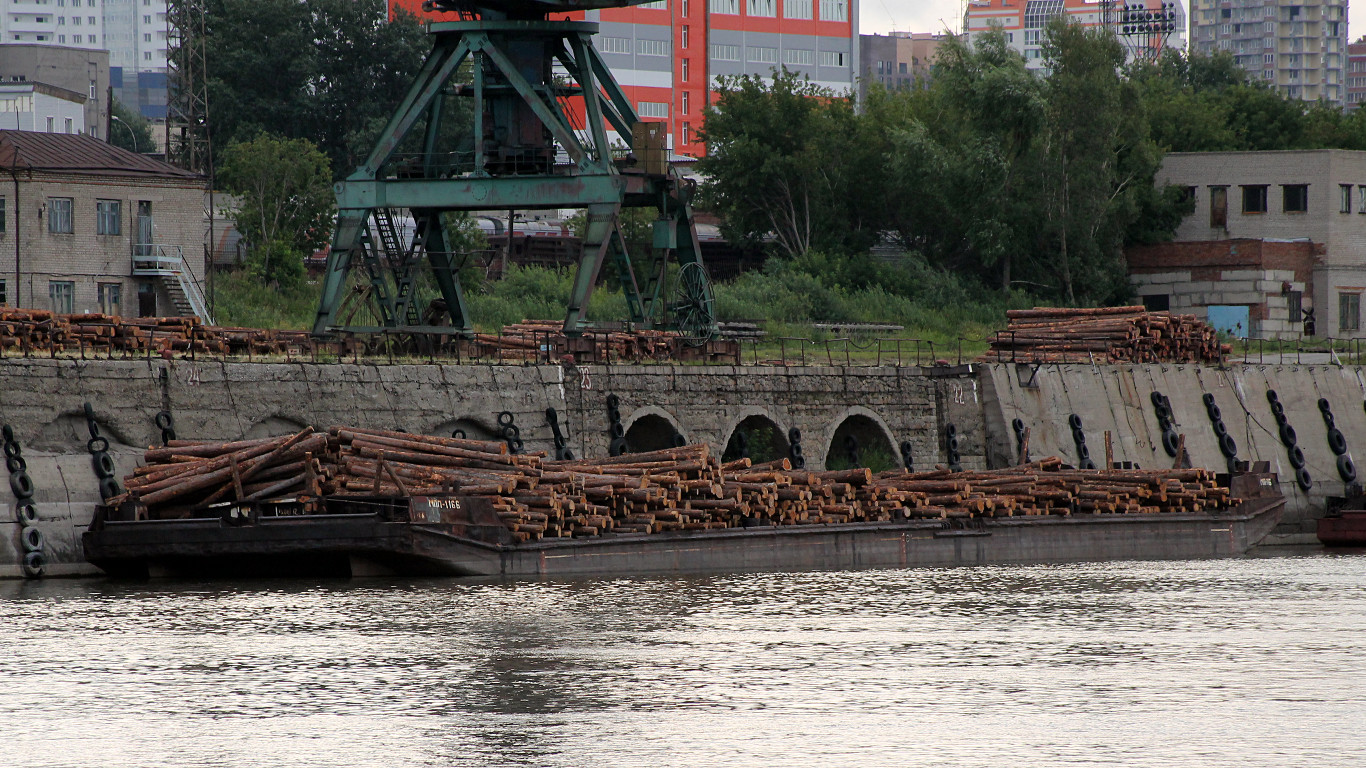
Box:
[83,473,1286,579]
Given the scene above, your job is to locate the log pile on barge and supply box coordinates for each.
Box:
[110,426,1246,542]
[981,306,1228,364]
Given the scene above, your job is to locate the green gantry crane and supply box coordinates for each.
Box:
[311,0,718,343]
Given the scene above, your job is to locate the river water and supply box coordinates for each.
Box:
[3,553,1365,767]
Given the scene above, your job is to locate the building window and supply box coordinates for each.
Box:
[1210,186,1228,228]
[1283,184,1309,213]
[49,281,74,314]
[638,39,668,56]
[638,0,666,7]
[1241,185,1268,214]
[783,48,815,66]
[681,122,690,144]
[98,283,121,316]
[681,90,689,114]
[0,197,6,233]
[96,200,121,235]
[597,36,629,55]
[749,0,776,16]
[785,0,812,18]
[819,50,846,68]
[638,101,668,118]
[681,58,689,81]
[46,116,54,132]
[1340,292,1361,332]
[48,197,73,233]
[819,0,847,21]
[0,279,6,306]
[709,0,738,14]
[710,44,740,61]
[681,25,688,48]
[64,117,72,133]
[1287,291,1302,324]
[1342,184,1354,214]
[748,46,777,64]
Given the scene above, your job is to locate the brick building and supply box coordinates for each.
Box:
[0,130,209,320]
[1132,149,1366,339]
[859,31,943,102]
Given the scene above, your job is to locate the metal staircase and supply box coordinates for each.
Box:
[131,244,214,324]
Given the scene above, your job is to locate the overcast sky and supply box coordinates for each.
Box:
[860,0,964,36]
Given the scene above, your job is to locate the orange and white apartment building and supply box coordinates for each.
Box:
[391,0,859,157]
[963,0,1187,69]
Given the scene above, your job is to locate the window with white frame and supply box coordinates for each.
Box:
[710,43,740,61]
[819,0,846,21]
[819,50,846,67]
[48,197,73,233]
[783,48,815,66]
[598,36,630,54]
[97,199,121,235]
[638,38,668,56]
[49,281,74,314]
[785,0,811,18]
[638,0,667,8]
[749,0,776,16]
[638,102,668,118]
[709,0,738,13]
[748,46,777,63]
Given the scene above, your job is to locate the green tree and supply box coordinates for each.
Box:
[697,69,878,258]
[204,0,430,175]
[219,134,335,286]
[108,98,156,154]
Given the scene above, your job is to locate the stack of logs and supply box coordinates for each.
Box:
[113,426,1242,541]
[461,320,680,362]
[0,309,316,357]
[981,306,1229,364]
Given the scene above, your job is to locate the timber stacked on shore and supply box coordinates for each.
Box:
[0,309,313,356]
[109,427,1246,543]
[981,306,1228,364]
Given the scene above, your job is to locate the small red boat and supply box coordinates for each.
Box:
[1317,510,1366,547]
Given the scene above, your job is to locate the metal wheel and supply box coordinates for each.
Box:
[669,262,716,346]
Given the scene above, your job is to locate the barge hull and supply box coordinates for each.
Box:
[83,496,1285,579]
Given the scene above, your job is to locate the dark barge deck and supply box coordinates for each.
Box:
[83,474,1286,579]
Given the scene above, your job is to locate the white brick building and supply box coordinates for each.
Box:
[1136,149,1366,339]
[0,129,208,320]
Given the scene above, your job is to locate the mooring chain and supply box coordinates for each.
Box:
[3,424,43,578]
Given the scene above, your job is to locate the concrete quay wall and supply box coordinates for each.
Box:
[1,357,1354,578]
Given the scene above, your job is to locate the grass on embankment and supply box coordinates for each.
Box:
[210,252,1023,358]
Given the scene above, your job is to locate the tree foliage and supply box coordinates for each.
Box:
[218,133,335,286]
[699,22,1196,305]
[204,0,430,176]
[108,98,157,154]
[697,70,880,258]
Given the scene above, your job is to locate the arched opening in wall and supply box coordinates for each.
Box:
[245,416,309,440]
[625,414,685,453]
[430,418,498,442]
[825,414,897,472]
[722,415,789,464]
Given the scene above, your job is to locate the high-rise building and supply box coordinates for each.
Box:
[390,0,858,158]
[0,0,168,121]
[101,0,169,120]
[1189,0,1348,104]
[0,0,105,49]
[859,31,944,101]
[963,0,1186,70]
[1348,36,1366,110]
